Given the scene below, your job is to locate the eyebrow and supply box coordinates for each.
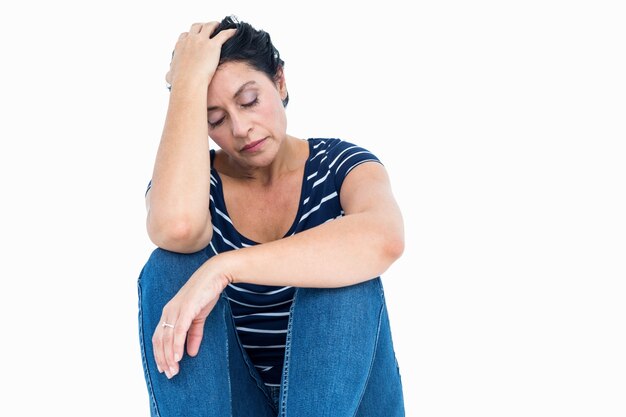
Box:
[207,81,257,112]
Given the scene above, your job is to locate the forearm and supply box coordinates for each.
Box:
[148,80,211,231]
[218,211,404,288]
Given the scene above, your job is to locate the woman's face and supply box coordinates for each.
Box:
[206,61,288,168]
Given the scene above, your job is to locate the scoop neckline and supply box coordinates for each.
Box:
[210,138,314,246]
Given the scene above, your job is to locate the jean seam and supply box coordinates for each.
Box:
[279,289,297,417]
[137,269,161,417]
[351,294,385,417]
[225,299,233,417]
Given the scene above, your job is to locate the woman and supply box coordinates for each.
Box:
[138,15,405,416]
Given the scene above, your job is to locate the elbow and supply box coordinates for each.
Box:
[383,231,405,265]
[376,218,405,270]
[386,234,405,262]
[147,214,211,254]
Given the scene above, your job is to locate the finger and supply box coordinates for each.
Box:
[189,22,203,33]
[172,313,194,364]
[162,320,179,377]
[186,295,219,356]
[201,21,220,35]
[178,32,188,41]
[186,318,206,357]
[212,28,237,44]
[151,326,166,376]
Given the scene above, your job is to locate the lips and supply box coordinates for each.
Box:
[241,137,267,152]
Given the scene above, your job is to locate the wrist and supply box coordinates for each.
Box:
[169,73,212,94]
[206,251,237,289]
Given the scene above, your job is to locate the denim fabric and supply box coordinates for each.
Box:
[138,248,405,416]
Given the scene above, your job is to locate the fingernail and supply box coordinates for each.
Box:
[169,366,177,376]
[157,365,163,373]
[175,353,180,362]
[165,370,172,379]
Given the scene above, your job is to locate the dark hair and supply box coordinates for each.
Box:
[212,15,289,107]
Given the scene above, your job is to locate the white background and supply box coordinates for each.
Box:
[1,0,624,416]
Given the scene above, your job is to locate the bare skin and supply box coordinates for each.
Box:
[146,21,405,379]
[146,22,236,252]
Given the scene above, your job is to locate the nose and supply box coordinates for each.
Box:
[230,111,252,138]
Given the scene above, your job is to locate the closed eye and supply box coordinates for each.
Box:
[208,118,224,128]
[241,98,259,108]
[208,98,259,129]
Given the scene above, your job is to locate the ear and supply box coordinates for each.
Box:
[274,67,288,103]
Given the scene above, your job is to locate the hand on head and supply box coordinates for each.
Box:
[165,21,237,90]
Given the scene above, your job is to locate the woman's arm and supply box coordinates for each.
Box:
[221,162,405,287]
[146,22,236,253]
[152,161,404,378]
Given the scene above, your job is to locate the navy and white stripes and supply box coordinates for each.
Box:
[147,138,382,386]
[210,138,381,386]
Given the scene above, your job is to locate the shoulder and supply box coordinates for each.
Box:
[308,137,380,165]
[307,137,360,153]
[306,137,383,191]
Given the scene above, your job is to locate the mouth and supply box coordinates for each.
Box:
[241,137,267,152]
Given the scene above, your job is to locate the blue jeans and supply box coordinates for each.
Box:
[137,248,405,416]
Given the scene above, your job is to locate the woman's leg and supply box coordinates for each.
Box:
[353,299,405,417]
[280,278,405,417]
[137,248,276,417]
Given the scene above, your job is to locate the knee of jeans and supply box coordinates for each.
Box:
[147,247,206,266]
[139,247,209,301]
[294,277,384,307]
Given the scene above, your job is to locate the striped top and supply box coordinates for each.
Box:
[147,138,381,386]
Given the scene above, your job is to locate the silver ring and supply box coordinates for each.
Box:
[162,322,175,329]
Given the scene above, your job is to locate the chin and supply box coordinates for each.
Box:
[247,152,277,168]
[246,139,281,165]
